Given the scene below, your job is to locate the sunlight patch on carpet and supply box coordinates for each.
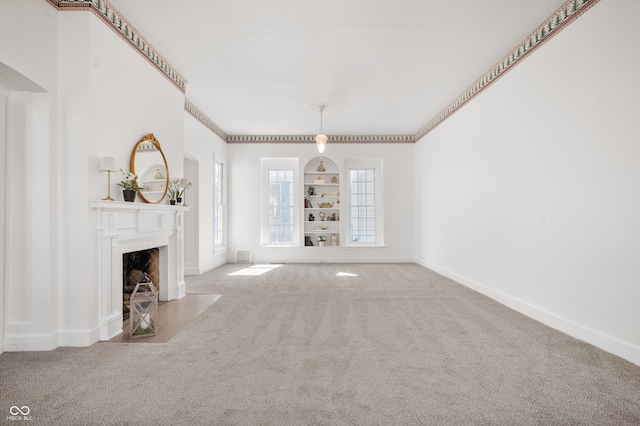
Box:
[228,264,283,276]
[337,272,358,277]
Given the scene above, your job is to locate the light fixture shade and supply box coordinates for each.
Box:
[316,133,327,154]
[99,156,118,172]
[179,178,190,187]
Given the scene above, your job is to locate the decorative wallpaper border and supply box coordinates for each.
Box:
[184,100,229,141]
[46,0,600,144]
[414,0,601,140]
[226,134,415,143]
[47,0,187,92]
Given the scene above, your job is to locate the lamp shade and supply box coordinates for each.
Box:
[99,156,118,172]
[179,178,190,187]
[315,133,327,154]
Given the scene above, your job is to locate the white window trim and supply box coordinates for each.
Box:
[213,153,228,256]
[345,158,384,247]
[260,157,300,247]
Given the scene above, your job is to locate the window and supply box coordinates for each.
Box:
[269,169,294,242]
[213,155,226,247]
[346,159,383,246]
[261,158,299,246]
[349,169,376,243]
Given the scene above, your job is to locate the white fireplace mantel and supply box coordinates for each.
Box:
[91,201,189,340]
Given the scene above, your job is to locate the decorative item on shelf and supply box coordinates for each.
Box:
[317,235,326,246]
[317,159,326,172]
[305,236,314,246]
[168,179,180,205]
[331,176,338,184]
[178,178,192,206]
[118,169,141,202]
[313,177,326,184]
[315,226,328,231]
[318,202,334,208]
[329,213,338,221]
[332,235,338,246]
[322,191,339,197]
[319,212,326,221]
[307,186,316,197]
[308,213,315,222]
[315,105,328,154]
[99,156,118,201]
[129,272,158,338]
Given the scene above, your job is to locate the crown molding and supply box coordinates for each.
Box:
[415,0,601,140]
[46,0,600,143]
[184,100,229,141]
[226,135,415,144]
[47,0,186,92]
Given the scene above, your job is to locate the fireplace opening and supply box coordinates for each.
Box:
[123,248,160,320]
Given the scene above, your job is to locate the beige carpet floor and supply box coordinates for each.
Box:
[1,263,639,425]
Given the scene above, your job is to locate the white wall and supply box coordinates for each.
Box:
[1,0,60,351]
[228,143,415,263]
[184,113,229,274]
[1,2,188,350]
[66,11,185,347]
[415,0,640,365]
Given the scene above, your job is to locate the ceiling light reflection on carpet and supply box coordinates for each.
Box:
[228,264,283,276]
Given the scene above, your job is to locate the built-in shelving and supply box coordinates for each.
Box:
[304,157,341,247]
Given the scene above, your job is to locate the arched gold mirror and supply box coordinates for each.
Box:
[130,133,169,204]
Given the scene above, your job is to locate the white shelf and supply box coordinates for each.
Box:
[304,156,341,247]
[305,183,339,186]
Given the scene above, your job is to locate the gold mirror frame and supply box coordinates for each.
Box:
[130,133,169,204]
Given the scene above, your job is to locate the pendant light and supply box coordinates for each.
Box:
[315,105,327,154]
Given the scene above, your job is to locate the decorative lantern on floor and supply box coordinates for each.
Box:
[129,273,158,338]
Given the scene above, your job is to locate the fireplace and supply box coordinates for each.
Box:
[123,248,160,320]
[92,201,188,341]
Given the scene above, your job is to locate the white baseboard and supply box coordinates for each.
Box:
[58,325,101,347]
[184,266,205,276]
[251,256,416,264]
[417,258,640,367]
[185,255,228,276]
[4,332,59,352]
[100,313,123,341]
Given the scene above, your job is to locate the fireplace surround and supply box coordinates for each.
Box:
[92,201,189,340]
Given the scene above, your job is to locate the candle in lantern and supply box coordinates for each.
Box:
[140,313,151,329]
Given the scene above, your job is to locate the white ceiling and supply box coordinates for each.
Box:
[108,0,566,137]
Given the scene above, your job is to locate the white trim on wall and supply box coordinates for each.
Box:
[419,259,640,367]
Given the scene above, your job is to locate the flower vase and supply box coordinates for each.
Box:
[123,190,136,202]
[169,199,176,205]
[319,241,325,247]
[176,197,182,204]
